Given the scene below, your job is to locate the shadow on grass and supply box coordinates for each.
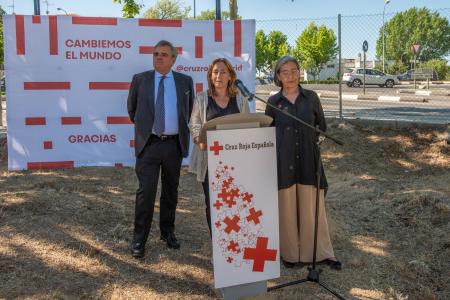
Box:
[1,122,449,299]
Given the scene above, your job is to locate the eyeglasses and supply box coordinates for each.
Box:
[153,52,170,57]
[279,70,300,77]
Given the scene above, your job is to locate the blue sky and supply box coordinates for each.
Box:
[1,0,448,61]
[0,0,447,20]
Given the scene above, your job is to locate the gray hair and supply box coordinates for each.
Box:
[154,40,178,59]
[273,56,300,87]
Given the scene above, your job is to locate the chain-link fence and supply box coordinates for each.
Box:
[255,8,450,124]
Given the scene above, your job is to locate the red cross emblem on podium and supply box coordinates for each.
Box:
[246,208,263,224]
[210,141,224,155]
[223,215,241,234]
[243,237,277,272]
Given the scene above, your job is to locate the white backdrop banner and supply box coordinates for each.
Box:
[3,15,255,170]
[207,127,279,288]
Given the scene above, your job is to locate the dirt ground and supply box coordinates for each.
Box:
[0,120,449,300]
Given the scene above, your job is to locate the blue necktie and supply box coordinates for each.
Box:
[154,75,166,136]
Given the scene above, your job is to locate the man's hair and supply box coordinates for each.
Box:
[154,40,178,59]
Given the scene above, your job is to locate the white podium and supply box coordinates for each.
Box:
[202,113,280,299]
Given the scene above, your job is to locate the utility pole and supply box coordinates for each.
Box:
[34,0,41,15]
[215,0,221,20]
[9,0,15,14]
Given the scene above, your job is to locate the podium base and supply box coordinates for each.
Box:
[218,280,267,300]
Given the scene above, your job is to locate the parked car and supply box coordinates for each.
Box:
[343,68,399,88]
[397,68,438,81]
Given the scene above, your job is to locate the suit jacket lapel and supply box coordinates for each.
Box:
[173,72,186,122]
[145,71,155,117]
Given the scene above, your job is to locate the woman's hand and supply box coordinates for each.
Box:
[194,137,207,151]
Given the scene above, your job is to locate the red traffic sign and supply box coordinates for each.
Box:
[411,44,421,55]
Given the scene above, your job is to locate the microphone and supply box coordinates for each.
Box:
[234,79,254,101]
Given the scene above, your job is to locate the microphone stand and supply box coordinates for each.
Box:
[243,89,345,300]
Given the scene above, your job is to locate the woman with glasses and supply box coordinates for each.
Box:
[189,58,250,235]
[265,56,341,270]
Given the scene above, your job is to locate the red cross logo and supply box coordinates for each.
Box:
[224,198,236,208]
[218,188,230,202]
[227,240,240,253]
[210,141,224,155]
[215,221,221,228]
[246,208,263,224]
[213,200,223,210]
[243,237,277,272]
[230,188,240,198]
[243,192,254,203]
[223,215,241,234]
[222,180,231,189]
[227,257,233,263]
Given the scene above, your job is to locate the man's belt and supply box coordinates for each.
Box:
[151,134,179,141]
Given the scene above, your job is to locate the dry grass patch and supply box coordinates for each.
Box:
[1,122,449,299]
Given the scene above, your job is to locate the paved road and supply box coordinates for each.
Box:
[255,92,450,124]
[257,83,450,97]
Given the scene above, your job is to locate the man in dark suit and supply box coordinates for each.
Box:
[127,40,194,258]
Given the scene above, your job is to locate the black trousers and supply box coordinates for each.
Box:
[133,135,182,244]
[202,170,212,236]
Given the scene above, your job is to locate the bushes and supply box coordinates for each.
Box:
[420,59,448,80]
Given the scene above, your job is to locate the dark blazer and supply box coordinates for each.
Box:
[127,70,194,158]
[265,86,328,190]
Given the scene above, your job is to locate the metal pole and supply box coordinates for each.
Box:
[34,0,41,15]
[382,4,386,73]
[338,14,343,120]
[413,55,416,90]
[193,0,196,18]
[215,0,221,20]
[363,52,366,95]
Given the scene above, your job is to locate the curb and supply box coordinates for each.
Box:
[398,89,450,96]
[317,91,427,103]
[258,90,430,103]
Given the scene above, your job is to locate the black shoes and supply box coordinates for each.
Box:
[325,259,342,270]
[130,242,145,258]
[160,232,180,249]
[281,259,296,268]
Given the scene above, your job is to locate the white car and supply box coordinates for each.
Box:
[343,68,399,88]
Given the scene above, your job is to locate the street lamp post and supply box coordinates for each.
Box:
[382,0,390,73]
[57,7,68,15]
[34,0,40,15]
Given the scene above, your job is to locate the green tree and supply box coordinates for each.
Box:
[293,22,337,81]
[265,31,290,72]
[229,0,238,20]
[144,0,190,19]
[420,59,448,80]
[0,5,6,67]
[195,10,235,20]
[112,0,142,18]
[255,30,268,76]
[376,8,450,67]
